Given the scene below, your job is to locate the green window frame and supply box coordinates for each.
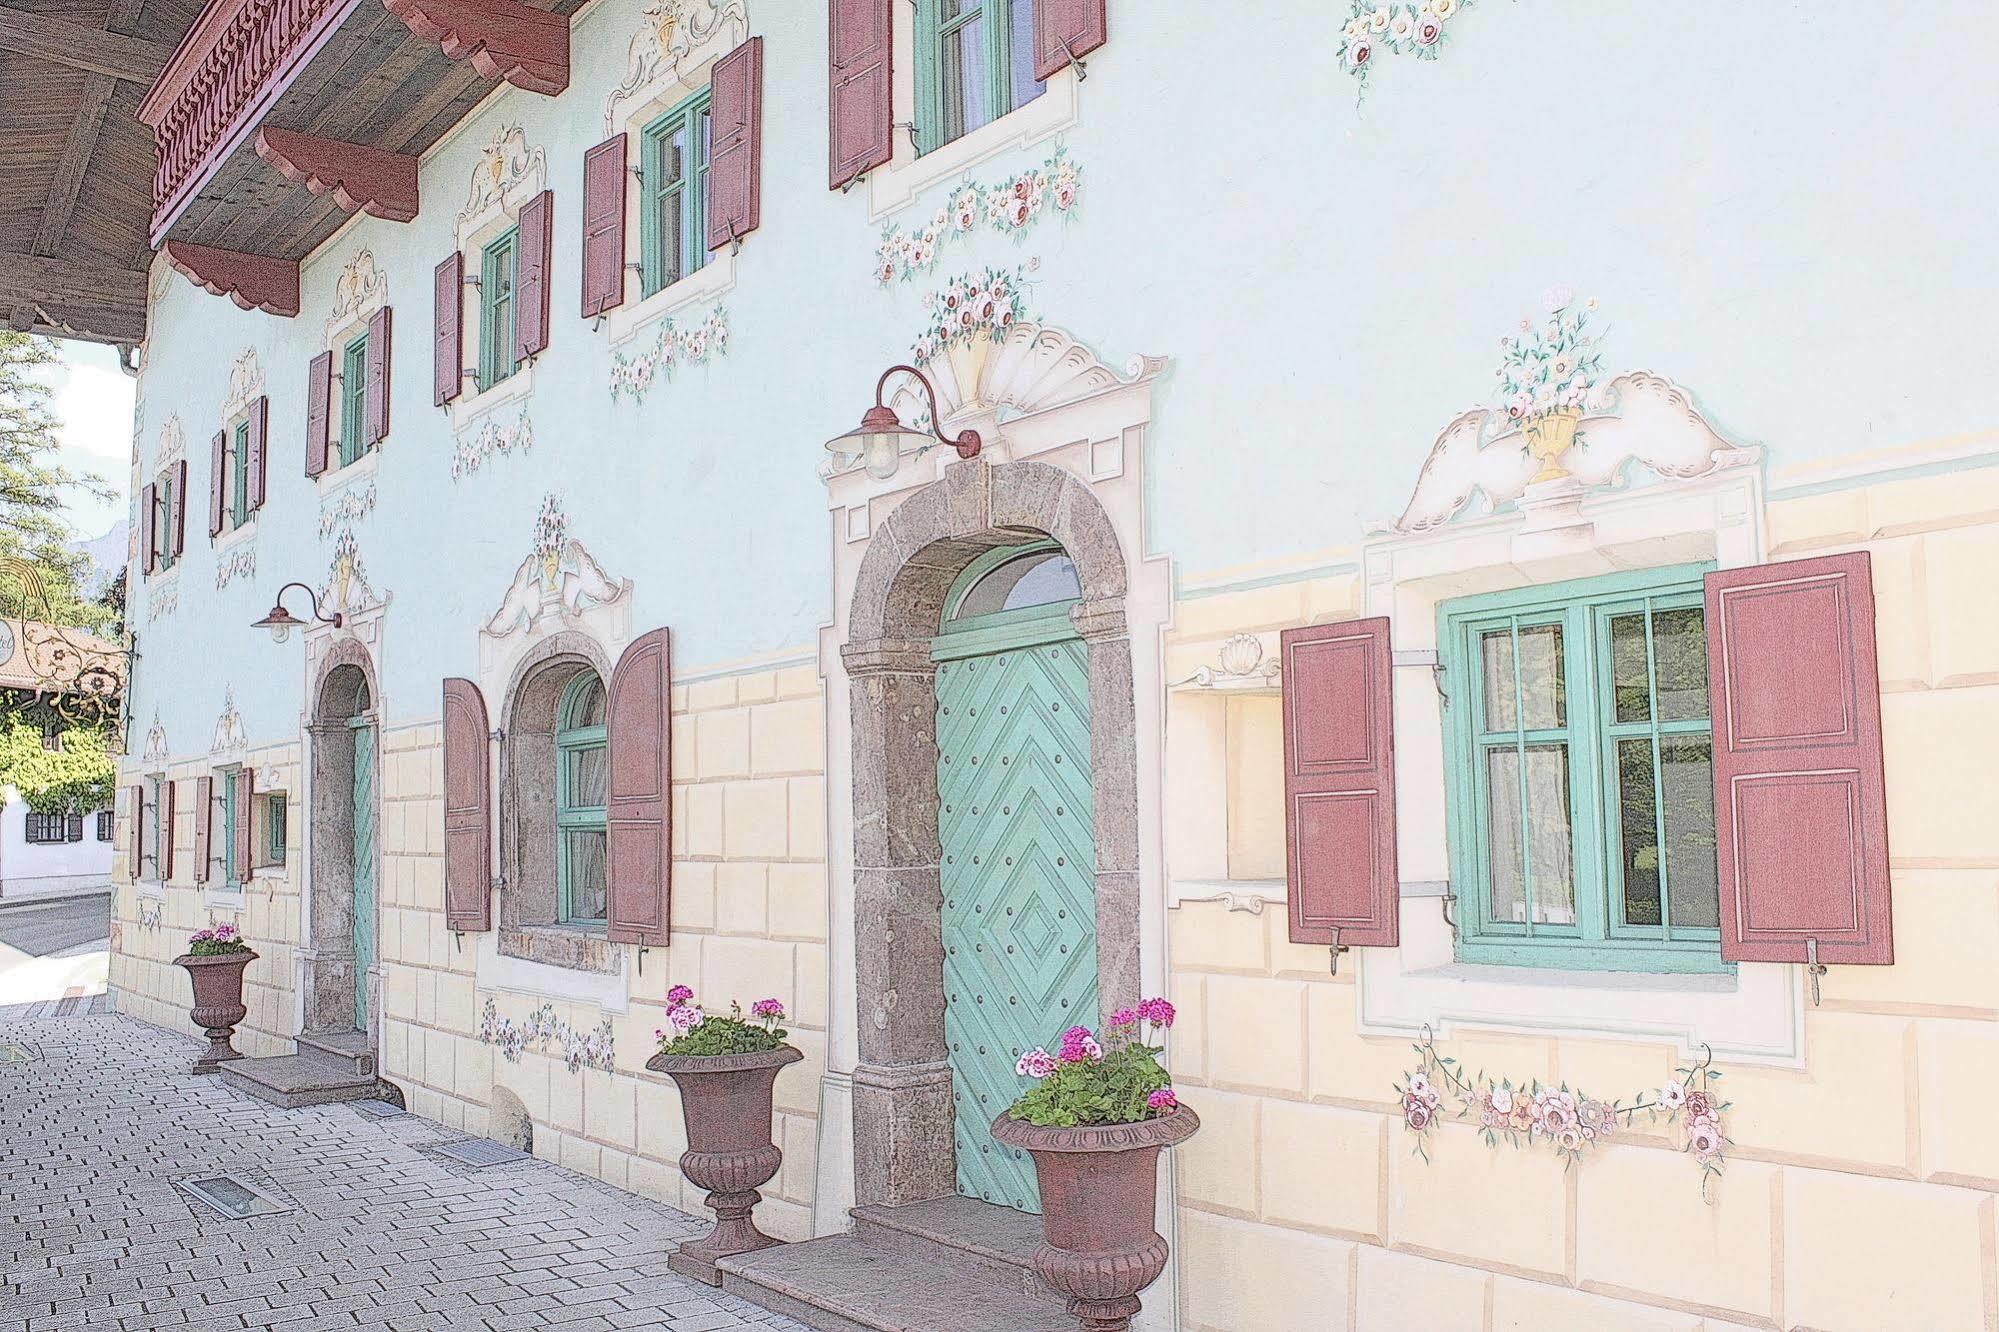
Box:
[148,776,164,878]
[266,793,287,864]
[914,0,1045,155]
[338,334,368,467]
[640,89,712,298]
[229,419,251,526]
[220,769,239,885]
[1438,565,1725,974]
[555,672,610,926]
[477,227,520,393]
[153,475,176,571]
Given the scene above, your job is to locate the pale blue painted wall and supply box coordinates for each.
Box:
[129,0,1999,748]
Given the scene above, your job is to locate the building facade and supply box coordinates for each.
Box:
[106,3,1999,1329]
[0,618,120,901]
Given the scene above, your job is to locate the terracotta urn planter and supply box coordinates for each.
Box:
[991,1106,1201,1332]
[173,949,258,1074]
[645,1044,802,1285]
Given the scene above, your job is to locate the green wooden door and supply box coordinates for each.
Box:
[350,716,377,1033]
[935,617,1097,1213]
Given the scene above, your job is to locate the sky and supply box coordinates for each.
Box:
[40,341,135,545]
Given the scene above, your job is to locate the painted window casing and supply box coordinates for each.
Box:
[1439,565,1724,974]
[915,0,1046,155]
[554,671,609,927]
[640,89,713,299]
[338,334,369,468]
[478,226,521,393]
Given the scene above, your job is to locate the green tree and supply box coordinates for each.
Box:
[0,332,114,633]
[0,713,116,816]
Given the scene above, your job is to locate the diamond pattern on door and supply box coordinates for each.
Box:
[350,720,377,1033]
[936,637,1096,1213]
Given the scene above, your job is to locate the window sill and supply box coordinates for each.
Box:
[202,885,248,911]
[214,515,258,550]
[448,363,535,434]
[315,447,379,497]
[603,248,736,349]
[866,66,1079,222]
[498,923,619,975]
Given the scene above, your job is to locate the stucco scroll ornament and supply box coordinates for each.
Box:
[209,687,247,759]
[156,414,187,468]
[484,493,631,638]
[142,711,170,768]
[318,526,387,618]
[603,0,748,135]
[458,124,547,244]
[324,250,389,344]
[221,347,264,423]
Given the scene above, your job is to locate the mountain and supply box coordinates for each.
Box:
[71,521,127,598]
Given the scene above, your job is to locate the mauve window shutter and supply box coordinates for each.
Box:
[66,813,83,842]
[169,459,188,558]
[442,677,493,932]
[706,36,763,252]
[306,351,333,476]
[434,254,463,406]
[234,768,255,886]
[208,430,226,538]
[1280,617,1400,949]
[606,627,672,946]
[1707,552,1893,967]
[365,305,392,445]
[581,136,627,318]
[140,483,157,572]
[514,189,552,360]
[247,396,268,511]
[193,774,213,883]
[160,779,176,881]
[1033,0,1107,80]
[828,0,892,190]
[128,783,143,877]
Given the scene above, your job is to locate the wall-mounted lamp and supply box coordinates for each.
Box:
[824,363,982,480]
[251,582,341,644]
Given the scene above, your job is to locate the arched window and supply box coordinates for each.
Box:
[943,541,1081,627]
[555,672,609,924]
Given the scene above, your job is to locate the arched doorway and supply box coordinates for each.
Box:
[934,541,1096,1212]
[305,652,381,1038]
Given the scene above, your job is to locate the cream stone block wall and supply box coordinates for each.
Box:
[1167,467,1999,1331]
[109,741,304,1059]
[370,661,829,1242]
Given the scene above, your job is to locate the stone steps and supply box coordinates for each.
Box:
[294,1028,375,1077]
[719,1197,1071,1332]
[217,1050,378,1109]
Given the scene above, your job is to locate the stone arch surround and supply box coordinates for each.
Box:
[303,637,381,1037]
[841,457,1141,1208]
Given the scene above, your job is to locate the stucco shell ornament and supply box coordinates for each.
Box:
[318,527,387,617]
[324,250,388,343]
[458,124,546,243]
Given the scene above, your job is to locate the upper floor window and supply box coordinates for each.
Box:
[555,672,609,926]
[338,334,369,469]
[478,226,521,393]
[916,0,1045,154]
[1439,567,1721,973]
[228,419,251,526]
[641,89,713,298]
[150,472,179,572]
[96,809,113,841]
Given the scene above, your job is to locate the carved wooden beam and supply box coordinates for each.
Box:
[0,253,148,344]
[382,0,569,96]
[254,127,421,223]
[0,4,172,82]
[34,73,115,257]
[161,241,301,318]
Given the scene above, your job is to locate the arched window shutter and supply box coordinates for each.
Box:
[706,37,763,252]
[127,783,143,878]
[433,254,463,406]
[365,306,392,445]
[514,190,553,361]
[581,136,627,318]
[233,768,255,886]
[247,396,268,511]
[1280,617,1400,951]
[443,678,493,932]
[606,627,672,946]
[193,775,213,883]
[306,351,333,476]
[1707,552,1893,968]
[828,0,892,190]
[208,431,226,538]
[1033,0,1108,80]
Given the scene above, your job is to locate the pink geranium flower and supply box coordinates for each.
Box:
[751,998,785,1021]
[1108,1007,1139,1028]
[1147,1088,1178,1111]
[667,985,694,1005]
[1015,1048,1057,1079]
[1136,997,1176,1029]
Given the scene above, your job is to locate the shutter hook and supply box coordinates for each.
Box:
[725,218,744,256]
[1057,37,1089,80]
[1439,889,1459,938]
[1431,661,1449,706]
[1328,927,1349,976]
[637,945,647,976]
[892,120,919,151]
[841,170,869,195]
[1805,938,1826,1006]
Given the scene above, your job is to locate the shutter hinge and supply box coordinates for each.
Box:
[463,273,481,289]
[1805,937,1827,1006]
[625,262,644,273]
[1328,927,1349,976]
[1057,36,1090,80]
[490,728,505,743]
[841,169,869,195]
[637,944,648,975]
[1439,890,1459,938]
[891,120,919,150]
[628,165,644,179]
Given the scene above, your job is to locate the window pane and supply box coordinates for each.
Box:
[1660,734,1719,928]
[565,829,608,921]
[1652,607,1709,722]
[1615,737,1661,926]
[1007,0,1045,111]
[692,107,711,276]
[656,123,686,285]
[1480,623,1564,732]
[1484,744,1574,925]
[954,550,1080,618]
[1609,612,1650,723]
[565,676,605,729]
[940,12,989,143]
[568,745,609,809]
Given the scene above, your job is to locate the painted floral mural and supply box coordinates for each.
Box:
[874,145,1082,285]
[1338,0,1478,93]
[608,307,729,404]
[452,410,535,480]
[912,266,1033,367]
[477,997,616,1074]
[1493,286,1608,423]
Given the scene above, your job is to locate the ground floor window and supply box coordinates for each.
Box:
[555,672,609,925]
[264,793,287,865]
[96,809,113,841]
[1439,565,1722,973]
[24,812,66,844]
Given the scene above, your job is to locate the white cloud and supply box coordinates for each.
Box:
[32,343,135,542]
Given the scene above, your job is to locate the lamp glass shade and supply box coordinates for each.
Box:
[252,604,305,644]
[825,405,930,480]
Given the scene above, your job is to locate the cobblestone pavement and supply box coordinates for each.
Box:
[0,1011,814,1332]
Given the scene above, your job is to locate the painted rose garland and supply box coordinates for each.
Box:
[1338,0,1477,95]
[1493,286,1608,424]
[451,410,534,480]
[874,145,1083,285]
[1397,1031,1731,1197]
[607,307,730,404]
[477,998,616,1073]
[912,266,1032,367]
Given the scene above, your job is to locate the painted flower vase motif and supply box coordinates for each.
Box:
[989,1106,1201,1332]
[644,1044,802,1285]
[945,330,997,411]
[1522,407,1582,484]
[173,949,258,1074]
